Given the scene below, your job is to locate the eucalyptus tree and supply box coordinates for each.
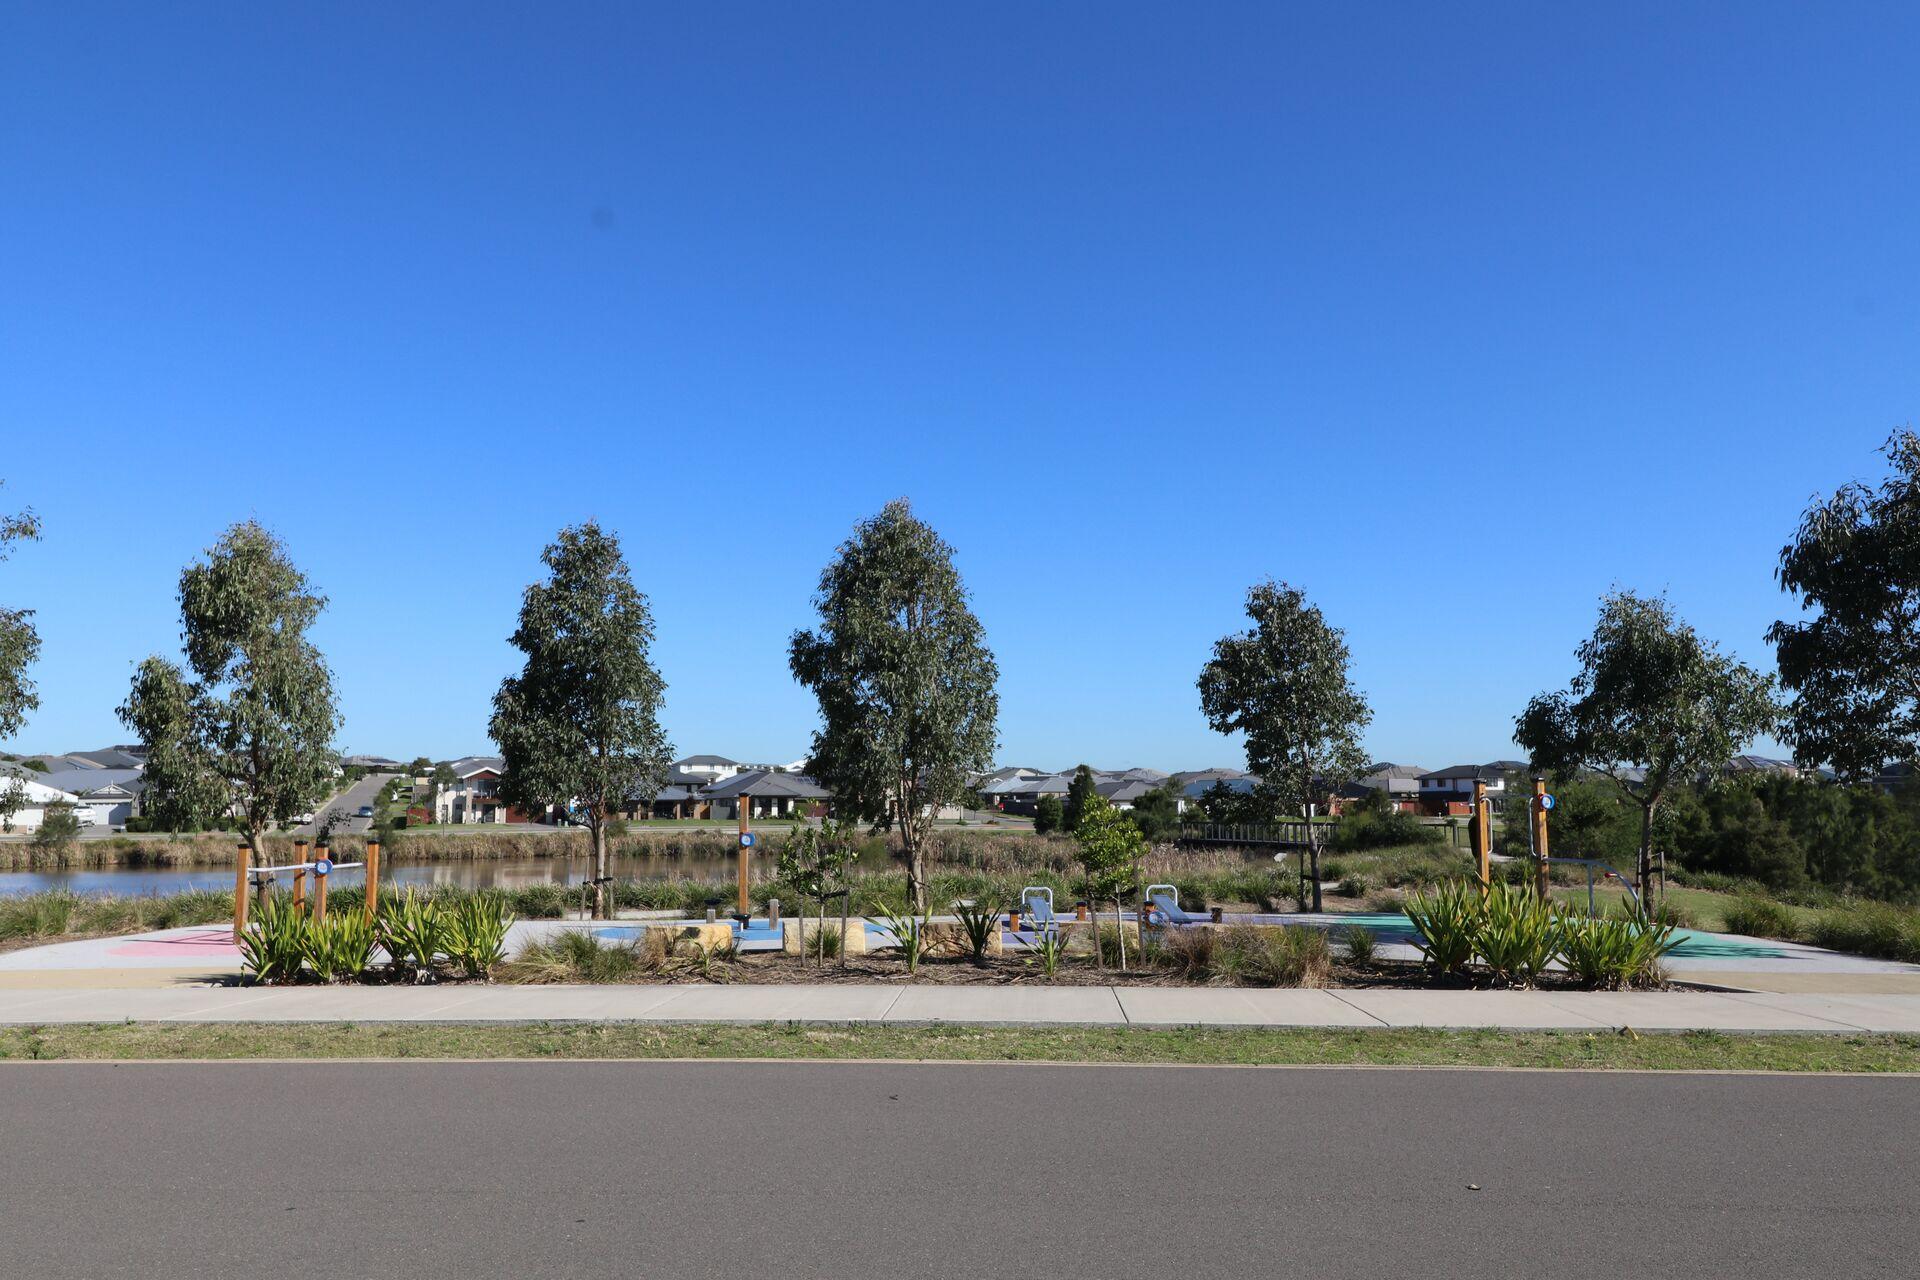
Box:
[1769,429,1920,778]
[490,522,671,919]
[1197,580,1371,911]
[790,500,999,911]
[118,521,342,858]
[1517,589,1776,901]
[1063,764,1098,833]
[0,481,42,743]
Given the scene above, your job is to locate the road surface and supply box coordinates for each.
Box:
[0,1061,1912,1278]
[296,770,396,836]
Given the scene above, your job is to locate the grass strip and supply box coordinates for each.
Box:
[0,1022,1916,1072]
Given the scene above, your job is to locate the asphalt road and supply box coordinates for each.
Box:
[296,771,396,837]
[0,1061,1913,1278]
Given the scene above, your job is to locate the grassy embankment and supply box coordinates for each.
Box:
[0,1021,1915,1071]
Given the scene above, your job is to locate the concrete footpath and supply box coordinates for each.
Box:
[1,982,1918,1033]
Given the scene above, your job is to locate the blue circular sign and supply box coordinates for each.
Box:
[738,833,756,849]
[1540,794,1556,811]
[313,857,333,876]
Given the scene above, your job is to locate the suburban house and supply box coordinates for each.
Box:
[1416,762,1528,815]
[1335,762,1426,814]
[699,769,830,821]
[431,756,534,824]
[34,767,145,828]
[0,768,85,832]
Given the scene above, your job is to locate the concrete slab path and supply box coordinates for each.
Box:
[0,982,1918,1034]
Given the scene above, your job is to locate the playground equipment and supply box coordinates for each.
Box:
[231,838,381,942]
[1547,857,1642,919]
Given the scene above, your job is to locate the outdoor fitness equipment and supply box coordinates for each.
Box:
[231,838,382,942]
[1144,884,1207,926]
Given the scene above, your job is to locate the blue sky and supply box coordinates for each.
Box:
[2,2,1916,771]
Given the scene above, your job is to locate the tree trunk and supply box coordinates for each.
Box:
[1306,802,1324,913]
[897,795,927,913]
[1087,872,1105,972]
[1113,897,1127,972]
[1636,802,1655,915]
[592,818,608,920]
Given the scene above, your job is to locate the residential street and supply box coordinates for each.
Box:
[0,1061,1911,1278]
[295,770,396,837]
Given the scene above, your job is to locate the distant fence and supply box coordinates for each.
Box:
[1177,821,1319,848]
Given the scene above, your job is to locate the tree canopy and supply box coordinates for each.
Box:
[790,500,999,909]
[1197,580,1372,810]
[1198,580,1370,910]
[1063,764,1098,833]
[118,521,341,852]
[1769,429,1920,778]
[0,481,43,743]
[490,521,671,917]
[1516,589,1776,896]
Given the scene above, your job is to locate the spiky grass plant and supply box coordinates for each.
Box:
[951,899,998,965]
[1339,922,1378,965]
[377,891,448,978]
[302,911,377,983]
[1024,927,1069,980]
[1401,879,1483,976]
[444,894,515,978]
[238,894,308,984]
[1475,882,1562,987]
[875,903,930,974]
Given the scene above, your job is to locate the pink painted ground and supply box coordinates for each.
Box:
[108,930,239,958]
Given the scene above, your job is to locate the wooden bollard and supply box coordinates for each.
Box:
[364,838,381,922]
[232,842,251,942]
[292,839,310,913]
[313,842,330,923]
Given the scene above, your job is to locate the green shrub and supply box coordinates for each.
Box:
[1330,809,1443,852]
[875,904,929,973]
[1024,928,1069,979]
[303,911,376,983]
[1721,897,1799,941]
[378,891,449,976]
[1401,880,1482,975]
[952,899,997,965]
[1808,902,1920,963]
[1160,927,1217,979]
[1559,912,1679,990]
[238,895,308,984]
[1216,925,1332,987]
[444,895,514,978]
[1336,873,1373,898]
[506,929,656,983]
[1476,882,1562,987]
[1339,923,1377,965]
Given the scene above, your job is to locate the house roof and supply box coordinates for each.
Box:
[36,767,144,797]
[1096,779,1153,803]
[1420,763,1523,783]
[1181,775,1260,798]
[674,754,738,768]
[0,766,80,804]
[67,746,145,770]
[447,756,504,779]
[701,770,830,800]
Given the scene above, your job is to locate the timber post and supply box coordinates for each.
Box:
[1532,777,1551,900]
[232,842,251,942]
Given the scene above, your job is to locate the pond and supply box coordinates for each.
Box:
[0,850,777,898]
